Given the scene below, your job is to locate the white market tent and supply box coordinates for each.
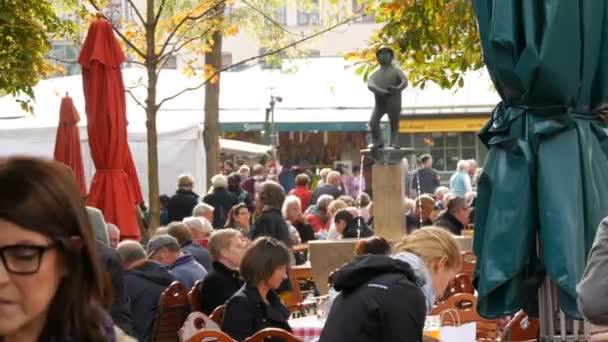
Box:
[0,57,499,200]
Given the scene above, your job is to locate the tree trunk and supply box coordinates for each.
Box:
[204,30,223,189]
[145,0,160,233]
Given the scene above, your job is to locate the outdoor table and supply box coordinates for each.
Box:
[289,315,325,342]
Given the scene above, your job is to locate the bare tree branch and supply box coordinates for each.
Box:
[158,26,216,62]
[47,55,78,64]
[240,0,303,37]
[125,0,146,26]
[153,0,167,28]
[126,89,146,109]
[127,59,146,67]
[126,82,148,91]
[157,12,364,108]
[89,1,147,58]
[157,0,226,58]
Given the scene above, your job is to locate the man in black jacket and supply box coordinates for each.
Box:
[434,196,470,235]
[167,175,200,222]
[117,240,175,342]
[199,229,246,314]
[410,154,440,196]
[203,174,239,228]
[319,255,427,342]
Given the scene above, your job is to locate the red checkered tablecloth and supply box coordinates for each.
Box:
[289,316,325,342]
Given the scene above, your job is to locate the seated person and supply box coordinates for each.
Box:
[183,216,214,248]
[117,240,175,342]
[305,194,333,233]
[333,209,374,239]
[147,234,207,290]
[319,227,461,342]
[199,229,247,315]
[171,220,213,271]
[283,195,315,243]
[354,236,391,256]
[434,196,470,235]
[405,195,435,233]
[578,218,608,325]
[222,237,292,341]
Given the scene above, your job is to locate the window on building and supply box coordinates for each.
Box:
[403,132,481,172]
[352,0,376,23]
[221,52,233,68]
[275,5,287,25]
[49,42,80,77]
[161,55,178,69]
[297,0,320,26]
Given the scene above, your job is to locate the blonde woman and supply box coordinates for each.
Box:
[319,227,461,342]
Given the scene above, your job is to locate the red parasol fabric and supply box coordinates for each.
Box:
[78,13,140,240]
[53,94,87,195]
[126,149,143,204]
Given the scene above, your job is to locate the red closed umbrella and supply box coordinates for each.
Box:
[53,94,87,194]
[78,13,140,240]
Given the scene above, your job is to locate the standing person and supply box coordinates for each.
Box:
[241,164,265,198]
[345,166,365,198]
[167,174,200,223]
[289,173,313,212]
[278,164,296,193]
[450,160,472,197]
[319,227,460,342]
[310,171,344,205]
[467,159,478,188]
[199,229,247,315]
[249,181,291,247]
[282,195,315,243]
[410,154,441,196]
[434,197,470,235]
[117,241,175,342]
[0,157,134,341]
[227,173,254,213]
[222,237,292,342]
[225,203,252,236]
[203,174,239,228]
[146,235,207,290]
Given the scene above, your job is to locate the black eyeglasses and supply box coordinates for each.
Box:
[0,243,57,275]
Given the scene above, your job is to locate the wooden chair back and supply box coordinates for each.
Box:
[188,280,203,313]
[430,293,498,341]
[209,304,226,326]
[243,328,303,342]
[438,273,474,302]
[281,271,304,312]
[152,281,190,342]
[185,330,237,342]
[179,312,221,342]
[460,251,476,276]
[502,310,539,341]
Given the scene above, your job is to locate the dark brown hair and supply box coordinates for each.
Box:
[167,222,193,246]
[355,236,391,256]
[240,237,290,286]
[259,181,285,209]
[0,157,108,341]
[225,203,249,228]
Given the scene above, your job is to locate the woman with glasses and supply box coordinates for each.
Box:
[0,157,133,341]
[222,237,292,341]
[225,203,251,236]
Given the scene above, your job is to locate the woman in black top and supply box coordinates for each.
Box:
[222,237,292,341]
[199,229,247,315]
[250,181,291,247]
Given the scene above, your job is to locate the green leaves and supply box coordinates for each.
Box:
[0,0,72,103]
[351,0,483,89]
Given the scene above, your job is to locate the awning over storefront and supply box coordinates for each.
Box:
[399,116,490,133]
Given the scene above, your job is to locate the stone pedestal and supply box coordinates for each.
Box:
[362,147,414,241]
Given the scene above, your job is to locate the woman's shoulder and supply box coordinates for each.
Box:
[113,326,137,342]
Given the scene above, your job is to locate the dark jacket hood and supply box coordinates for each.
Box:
[333,254,417,292]
[128,261,174,287]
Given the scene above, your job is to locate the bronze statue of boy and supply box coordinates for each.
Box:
[367,47,408,149]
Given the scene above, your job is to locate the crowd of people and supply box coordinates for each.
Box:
[0,154,508,342]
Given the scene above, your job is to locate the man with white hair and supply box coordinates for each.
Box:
[106,223,121,248]
[203,174,239,228]
[450,160,472,197]
[310,170,345,205]
[183,216,214,247]
[167,174,199,222]
[192,202,215,223]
